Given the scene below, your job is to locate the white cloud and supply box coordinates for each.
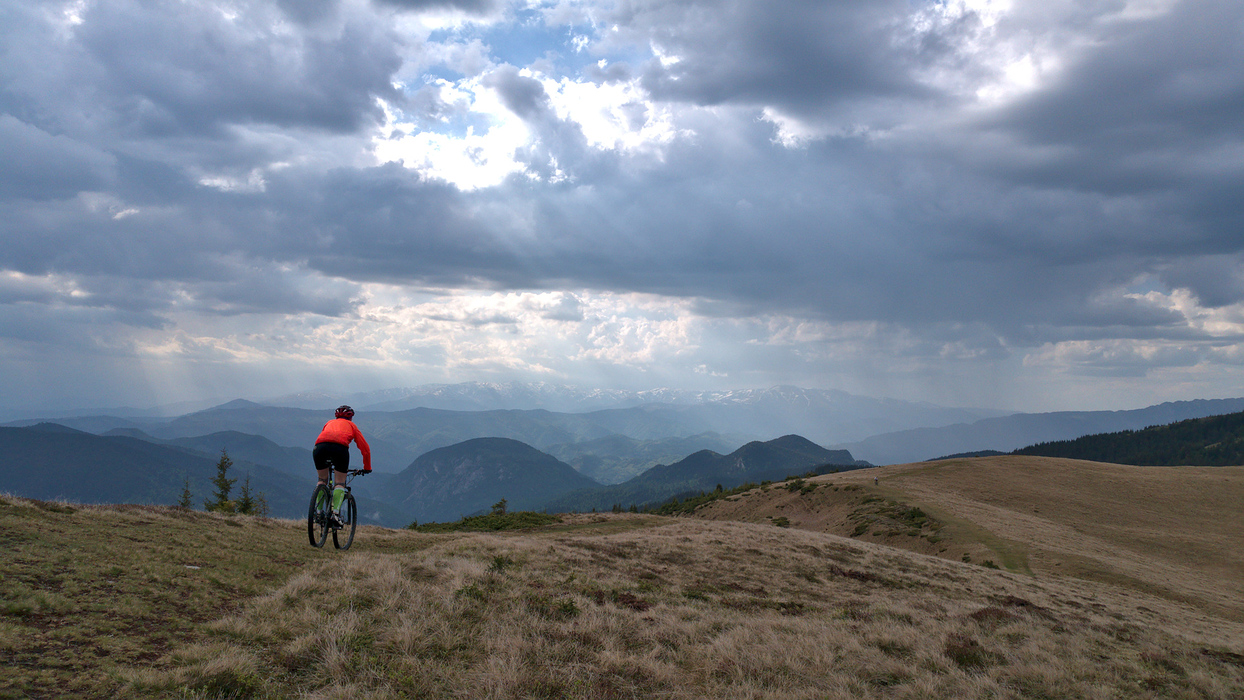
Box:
[372,82,533,189]
[537,71,681,153]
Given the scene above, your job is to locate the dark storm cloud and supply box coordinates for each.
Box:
[70,1,401,136]
[616,0,933,113]
[276,0,341,25]
[374,0,502,14]
[0,0,401,149]
[1160,256,1244,309]
[0,0,406,320]
[2,0,1244,409]
[486,67,551,119]
[0,115,115,199]
[976,0,1244,306]
[997,1,1244,152]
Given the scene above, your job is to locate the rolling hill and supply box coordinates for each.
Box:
[835,397,1244,464]
[0,424,307,518]
[0,424,419,526]
[542,434,867,513]
[1013,409,1244,465]
[691,455,1244,623]
[386,437,603,523]
[543,432,743,484]
[105,428,314,477]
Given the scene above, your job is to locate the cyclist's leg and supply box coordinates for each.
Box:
[314,442,350,514]
[332,463,349,514]
[313,443,336,505]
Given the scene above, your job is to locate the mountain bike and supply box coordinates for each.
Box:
[307,469,367,550]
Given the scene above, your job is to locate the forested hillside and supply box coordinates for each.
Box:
[1013,410,1244,466]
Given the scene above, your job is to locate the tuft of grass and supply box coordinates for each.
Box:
[943,631,1004,670]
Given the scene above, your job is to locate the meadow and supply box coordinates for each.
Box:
[2,455,1242,698]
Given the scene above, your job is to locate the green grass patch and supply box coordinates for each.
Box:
[409,511,562,532]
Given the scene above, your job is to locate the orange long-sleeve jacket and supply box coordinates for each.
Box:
[315,418,372,471]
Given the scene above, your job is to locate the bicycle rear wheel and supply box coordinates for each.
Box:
[308,484,331,548]
[333,492,357,550]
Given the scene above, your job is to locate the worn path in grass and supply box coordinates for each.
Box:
[692,455,1244,624]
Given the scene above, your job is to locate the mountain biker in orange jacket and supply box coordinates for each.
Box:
[314,405,371,520]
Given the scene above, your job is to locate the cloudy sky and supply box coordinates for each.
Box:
[2,0,1243,413]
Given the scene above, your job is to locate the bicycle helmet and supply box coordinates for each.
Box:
[335,405,355,420]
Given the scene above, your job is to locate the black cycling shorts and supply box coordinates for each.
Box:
[313,441,350,473]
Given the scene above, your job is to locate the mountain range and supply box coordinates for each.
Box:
[8,384,1244,528]
[19,384,1011,448]
[0,421,866,527]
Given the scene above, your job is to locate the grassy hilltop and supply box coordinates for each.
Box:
[3,455,1244,699]
[692,455,1244,623]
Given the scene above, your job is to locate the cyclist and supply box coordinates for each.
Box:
[314,405,371,524]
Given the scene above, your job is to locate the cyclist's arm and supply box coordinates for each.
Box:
[353,425,372,471]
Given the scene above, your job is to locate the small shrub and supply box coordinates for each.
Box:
[944,632,1001,670]
[772,517,790,528]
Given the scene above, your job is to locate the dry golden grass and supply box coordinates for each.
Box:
[7,455,1244,699]
[693,456,1244,626]
[0,494,432,699]
[126,514,1244,699]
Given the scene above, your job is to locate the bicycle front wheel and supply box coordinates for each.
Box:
[308,484,331,548]
[333,493,357,550]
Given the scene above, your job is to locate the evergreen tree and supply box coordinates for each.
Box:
[177,478,193,509]
[204,448,237,513]
[236,474,256,515]
[491,498,508,516]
